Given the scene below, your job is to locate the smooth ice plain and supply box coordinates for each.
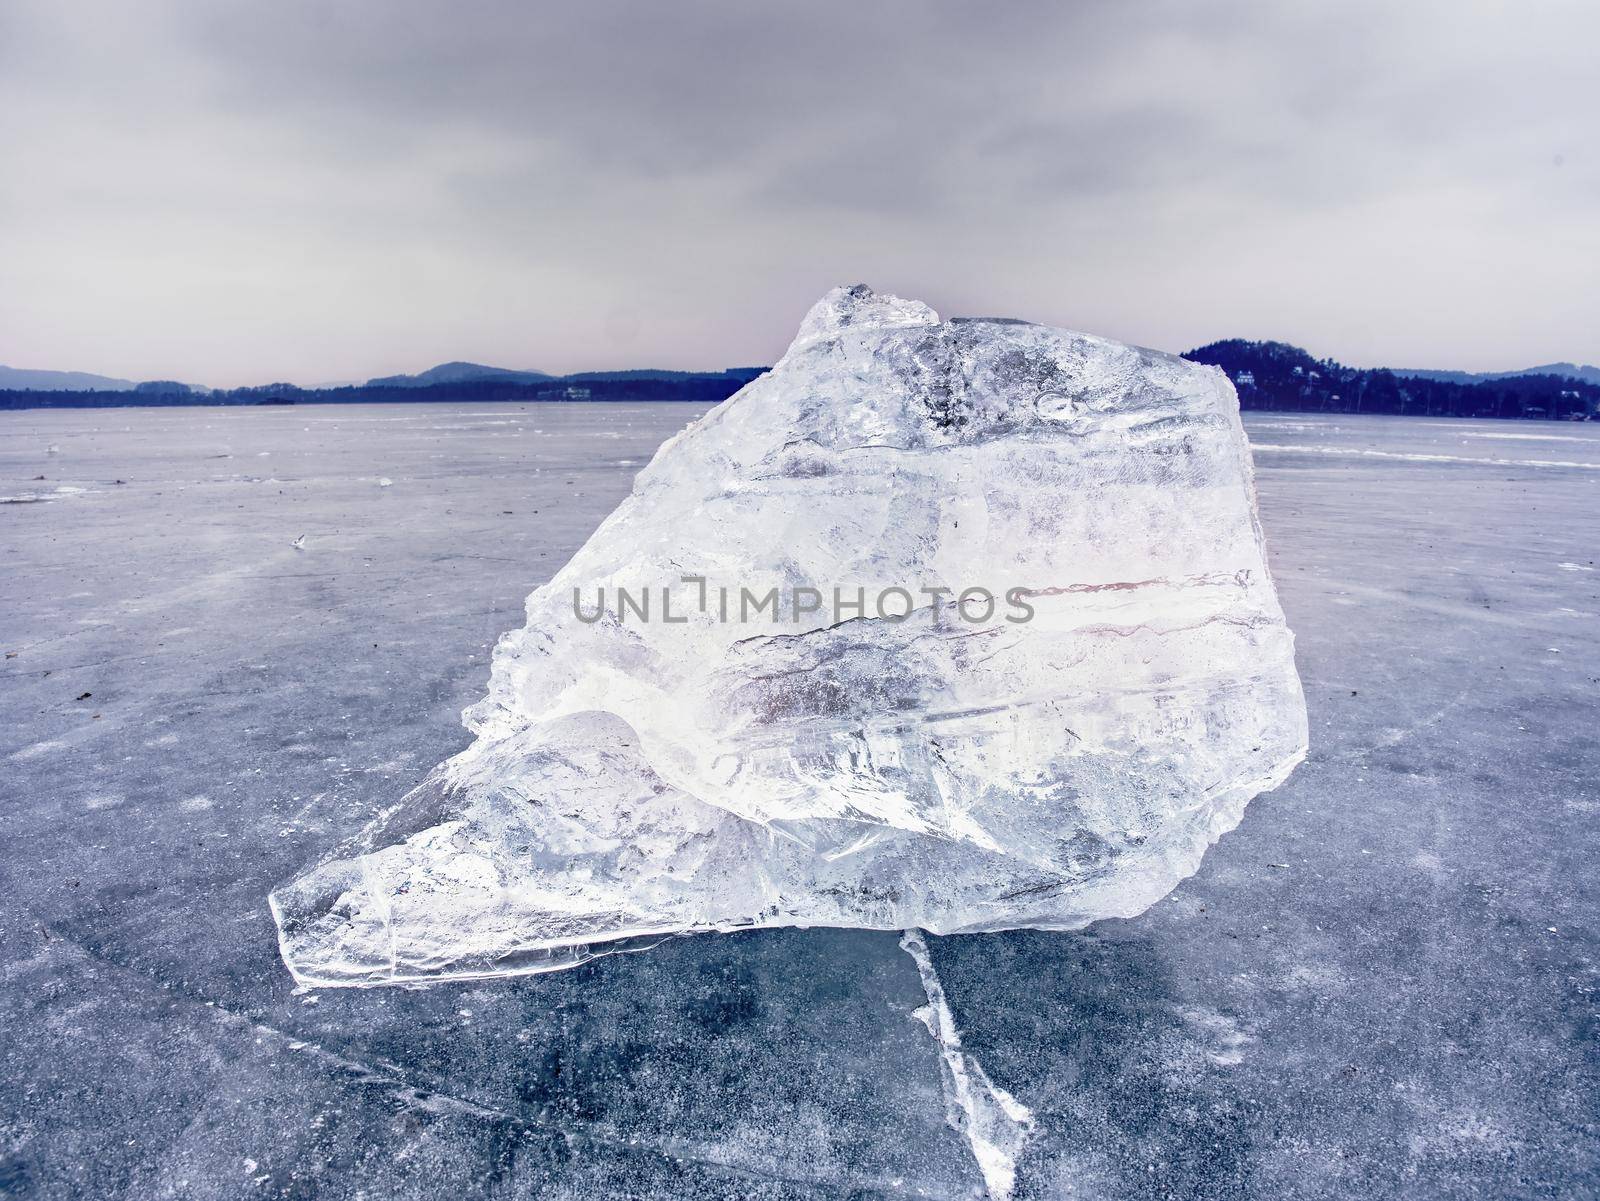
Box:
[2,402,1597,1199]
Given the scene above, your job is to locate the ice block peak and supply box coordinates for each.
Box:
[789,283,940,352]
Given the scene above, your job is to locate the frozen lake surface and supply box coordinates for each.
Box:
[2,404,1597,1199]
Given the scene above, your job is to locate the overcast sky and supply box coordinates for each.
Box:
[1,1,1594,386]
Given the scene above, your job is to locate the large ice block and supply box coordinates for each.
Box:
[271,286,1308,986]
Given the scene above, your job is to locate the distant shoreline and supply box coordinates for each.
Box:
[4,387,1595,423]
[0,376,751,412]
[3,393,1593,423]
[4,345,1598,421]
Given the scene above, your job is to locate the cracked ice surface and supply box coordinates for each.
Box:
[271,286,1308,986]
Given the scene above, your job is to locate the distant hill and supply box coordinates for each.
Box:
[1392,362,1600,387]
[1186,340,1598,420]
[366,361,554,388]
[364,363,768,388]
[0,364,135,391]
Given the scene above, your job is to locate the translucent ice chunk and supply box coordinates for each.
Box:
[271,286,1308,986]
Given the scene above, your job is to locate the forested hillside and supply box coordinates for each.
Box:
[1185,340,1597,420]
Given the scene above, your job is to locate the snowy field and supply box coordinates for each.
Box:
[2,403,1597,1199]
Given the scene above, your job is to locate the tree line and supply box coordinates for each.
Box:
[1185,340,1597,420]
[0,374,760,411]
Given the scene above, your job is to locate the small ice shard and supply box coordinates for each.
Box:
[271,285,1308,986]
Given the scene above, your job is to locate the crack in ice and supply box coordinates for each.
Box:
[899,929,1034,1199]
[1251,443,1600,470]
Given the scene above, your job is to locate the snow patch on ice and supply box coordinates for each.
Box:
[1461,432,1593,443]
[1252,444,1600,470]
[9,739,67,761]
[1180,1006,1254,1067]
[0,485,90,504]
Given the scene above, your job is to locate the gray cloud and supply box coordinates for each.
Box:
[0,0,1595,385]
